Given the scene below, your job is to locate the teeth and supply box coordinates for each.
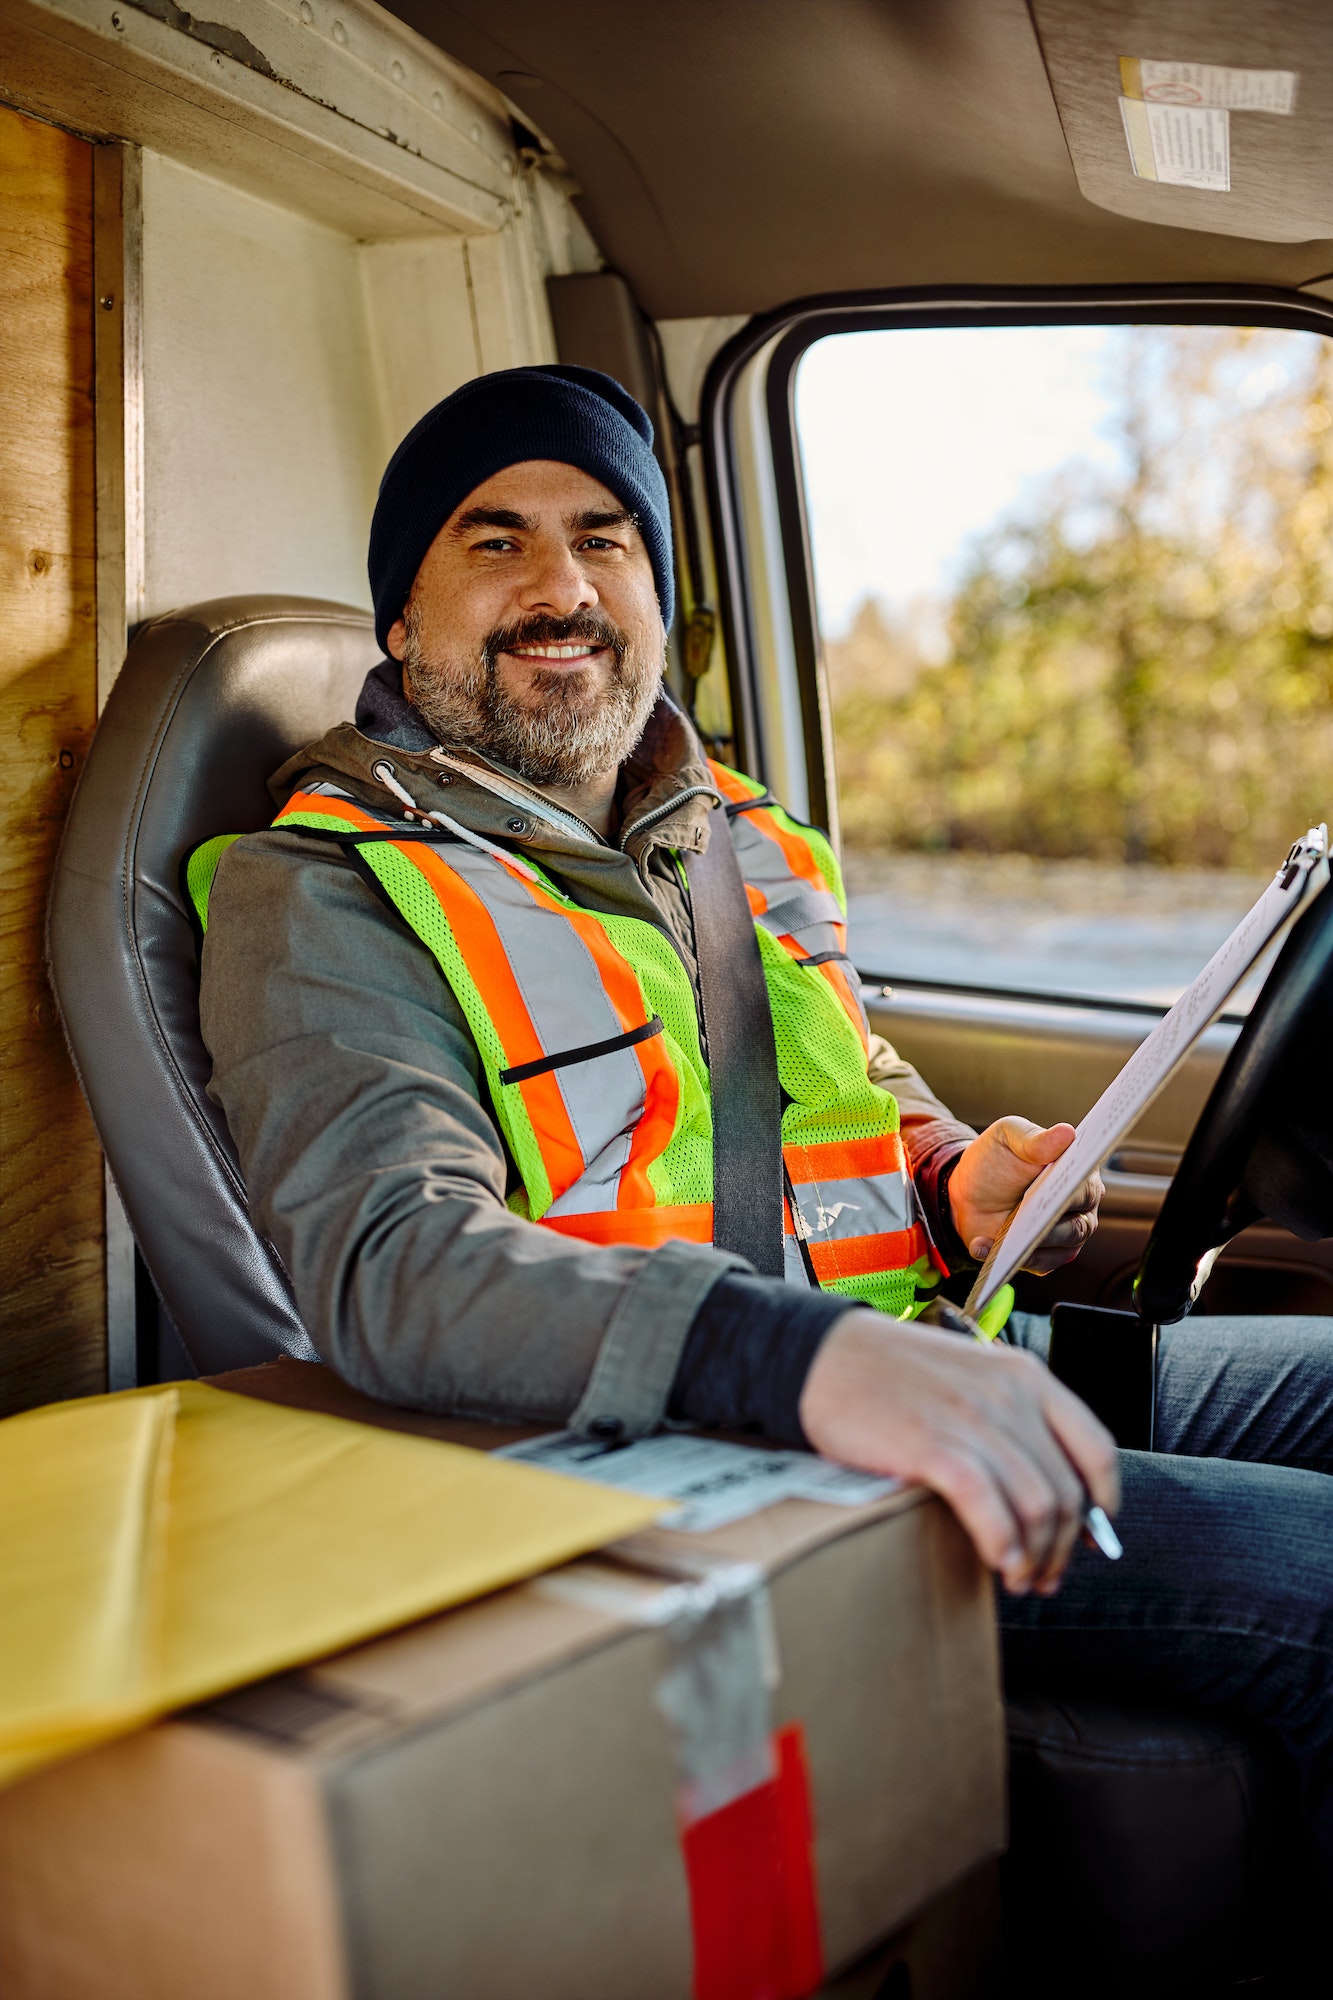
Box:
[510,643,597,659]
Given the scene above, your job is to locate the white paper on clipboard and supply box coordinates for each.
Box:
[964,826,1330,1319]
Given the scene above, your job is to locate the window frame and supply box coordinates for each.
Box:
[700,282,1333,1013]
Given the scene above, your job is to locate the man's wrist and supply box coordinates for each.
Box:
[933,1145,978,1270]
[668,1272,852,1446]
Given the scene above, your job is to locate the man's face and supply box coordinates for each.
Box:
[386,460,665,787]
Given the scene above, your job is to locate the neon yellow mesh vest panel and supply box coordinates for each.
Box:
[194,761,944,1318]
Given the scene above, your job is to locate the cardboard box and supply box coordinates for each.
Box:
[0,1364,1005,2000]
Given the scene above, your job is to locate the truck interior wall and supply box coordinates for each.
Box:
[0,102,106,1414]
[0,9,597,1409]
[139,153,381,620]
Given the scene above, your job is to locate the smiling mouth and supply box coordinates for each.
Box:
[505,642,606,664]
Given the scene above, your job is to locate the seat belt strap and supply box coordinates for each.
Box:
[687,813,786,1278]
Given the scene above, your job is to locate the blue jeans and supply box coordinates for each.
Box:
[1001,1312,1333,1885]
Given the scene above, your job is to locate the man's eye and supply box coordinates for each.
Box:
[475,537,518,552]
[578,536,619,551]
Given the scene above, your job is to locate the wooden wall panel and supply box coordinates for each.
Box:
[0,103,105,1413]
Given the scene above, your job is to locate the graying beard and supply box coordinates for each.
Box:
[403,608,662,787]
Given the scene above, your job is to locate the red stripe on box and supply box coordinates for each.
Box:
[774,1725,825,1995]
[680,1725,824,2000]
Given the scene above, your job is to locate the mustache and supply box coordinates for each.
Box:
[482,611,627,670]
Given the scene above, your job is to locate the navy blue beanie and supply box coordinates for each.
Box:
[368,364,674,650]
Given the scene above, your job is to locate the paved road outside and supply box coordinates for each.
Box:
[843,850,1274,1010]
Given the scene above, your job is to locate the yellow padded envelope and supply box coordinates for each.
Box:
[0,1383,660,1786]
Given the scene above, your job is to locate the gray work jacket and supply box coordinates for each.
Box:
[199,695,975,1432]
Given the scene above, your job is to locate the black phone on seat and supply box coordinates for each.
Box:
[1048,1304,1158,1451]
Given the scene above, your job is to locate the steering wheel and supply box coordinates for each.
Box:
[1134,875,1333,1325]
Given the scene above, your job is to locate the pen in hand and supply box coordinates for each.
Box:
[1083,1505,1123,1560]
[918,1295,1125,1563]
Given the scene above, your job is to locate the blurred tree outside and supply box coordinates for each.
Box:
[827,325,1333,872]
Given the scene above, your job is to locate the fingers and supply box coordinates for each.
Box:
[797,1313,1119,1598]
[1003,1118,1075,1167]
[1024,1207,1098,1273]
[1023,1168,1105,1272]
[953,1119,1090,1261]
[965,1423,1085,1592]
[980,1354,1091,1589]
[915,1375,1088,1593]
[1039,1372,1121,1519]
[914,1443,1034,1589]
[1063,1169,1105,1220]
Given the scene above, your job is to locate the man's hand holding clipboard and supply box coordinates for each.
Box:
[964,825,1330,1321]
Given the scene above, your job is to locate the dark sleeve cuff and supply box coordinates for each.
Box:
[933,1149,976,1271]
[666,1273,851,1447]
[910,1132,974,1271]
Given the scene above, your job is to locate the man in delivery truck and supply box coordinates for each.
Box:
[198,366,1333,1881]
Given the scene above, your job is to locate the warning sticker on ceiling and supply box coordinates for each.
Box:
[1120,59,1298,116]
[1119,96,1230,190]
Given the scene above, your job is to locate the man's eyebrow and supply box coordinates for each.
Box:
[568,506,638,533]
[449,506,535,536]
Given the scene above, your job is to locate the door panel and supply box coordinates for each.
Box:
[869,988,1333,1320]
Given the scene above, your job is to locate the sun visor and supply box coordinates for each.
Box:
[1028,0,1333,243]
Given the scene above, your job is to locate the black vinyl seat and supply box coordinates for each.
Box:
[49,596,380,1373]
[1003,1692,1306,1996]
[48,598,1303,1990]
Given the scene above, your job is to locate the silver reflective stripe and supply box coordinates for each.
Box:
[420,841,650,1213]
[301,778,397,809]
[754,883,845,933]
[727,814,842,932]
[783,1229,813,1287]
[789,1167,913,1244]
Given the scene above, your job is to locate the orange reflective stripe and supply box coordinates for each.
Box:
[747,883,768,917]
[785,1132,905,1184]
[706,760,827,894]
[404,843,586,1204]
[819,959,870,1051]
[806,1225,927,1283]
[538,1204,714,1247]
[707,763,759,807]
[516,874,680,1210]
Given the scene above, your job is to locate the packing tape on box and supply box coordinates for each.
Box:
[540,1552,825,2000]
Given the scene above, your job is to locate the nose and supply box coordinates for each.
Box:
[518,539,598,617]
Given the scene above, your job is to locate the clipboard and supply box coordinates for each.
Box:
[964,826,1330,1319]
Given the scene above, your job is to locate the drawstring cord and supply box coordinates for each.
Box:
[370,760,541,883]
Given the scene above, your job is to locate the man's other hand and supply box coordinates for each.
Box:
[949,1116,1103,1272]
[799,1312,1120,1594]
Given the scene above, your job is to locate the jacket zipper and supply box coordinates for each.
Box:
[426,751,604,845]
[618,783,722,851]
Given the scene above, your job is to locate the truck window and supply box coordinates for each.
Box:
[794,321,1333,1010]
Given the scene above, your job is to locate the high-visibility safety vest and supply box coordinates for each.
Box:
[191,761,945,1318]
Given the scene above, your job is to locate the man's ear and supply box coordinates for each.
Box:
[386,614,408,661]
